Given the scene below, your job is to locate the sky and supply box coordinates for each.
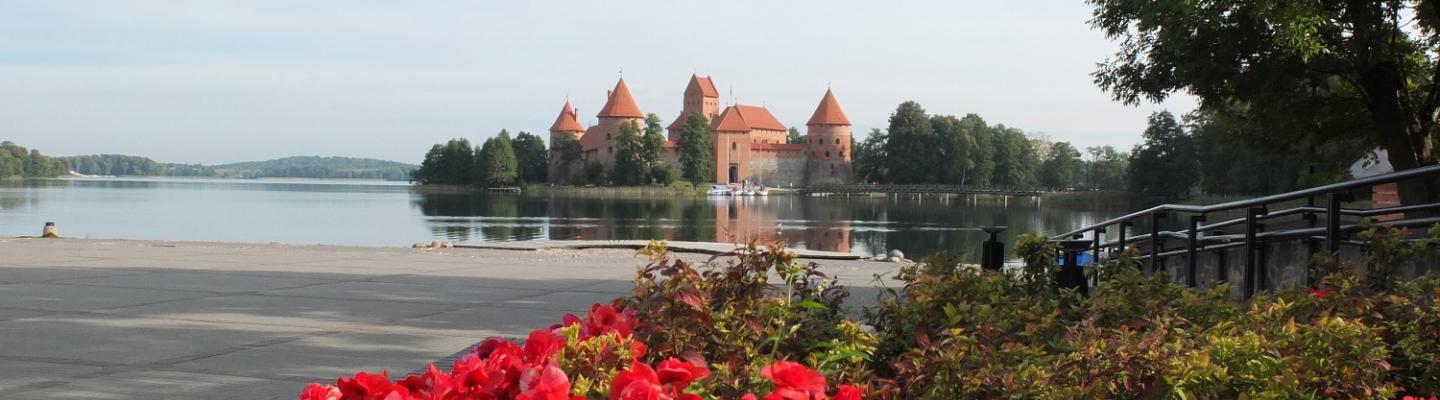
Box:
[0,1,1196,165]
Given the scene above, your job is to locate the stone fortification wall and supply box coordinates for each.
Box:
[750,149,807,188]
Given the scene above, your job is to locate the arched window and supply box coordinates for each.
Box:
[608,146,613,153]
[839,151,845,158]
[825,151,830,157]
[732,142,737,150]
[834,138,840,144]
[607,133,612,140]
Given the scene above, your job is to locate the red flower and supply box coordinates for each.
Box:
[298,383,341,400]
[611,361,662,400]
[566,303,637,339]
[833,384,863,400]
[518,364,574,400]
[1308,287,1329,300]
[760,361,827,400]
[655,358,709,388]
[336,370,396,400]
[525,329,566,363]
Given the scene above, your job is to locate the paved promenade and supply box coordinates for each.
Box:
[0,238,898,399]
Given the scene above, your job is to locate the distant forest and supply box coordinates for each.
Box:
[63,154,417,181]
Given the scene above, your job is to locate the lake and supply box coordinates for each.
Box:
[0,177,1129,261]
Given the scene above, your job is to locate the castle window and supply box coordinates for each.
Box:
[732,142,737,150]
[608,146,613,153]
[825,151,830,157]
[834,138,840,144]
[840,151,845,158]
[607,133,612,140]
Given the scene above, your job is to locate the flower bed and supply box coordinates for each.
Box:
[304,228,1440,399]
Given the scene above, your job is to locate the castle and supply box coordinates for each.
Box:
[547,75,854,186]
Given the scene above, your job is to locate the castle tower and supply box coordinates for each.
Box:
[712,105,753,183]
[547,100,585,182]
[582,78,646,165]
[667,74,720,141]
[805,89,853,185]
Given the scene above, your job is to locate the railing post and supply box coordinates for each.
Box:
[1243,206,1267,299]
[1325,192,1348,253]
[1092,227,1106,264]
[1213,229,1227,284]
[1150,212,1167,273]
[1187,215,1205,287]
[1117,221,1131,257]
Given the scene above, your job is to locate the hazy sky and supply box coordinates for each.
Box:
[0,1,1195,165]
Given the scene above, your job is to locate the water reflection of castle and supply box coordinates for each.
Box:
[543,196,850,252]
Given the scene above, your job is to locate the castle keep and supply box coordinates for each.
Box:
[548,75,853,186]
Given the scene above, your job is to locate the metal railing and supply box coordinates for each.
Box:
[1048,164,1440,298]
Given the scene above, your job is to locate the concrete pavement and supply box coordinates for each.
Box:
[0,238,899,399]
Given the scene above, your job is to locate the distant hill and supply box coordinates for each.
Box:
[213,156,417,181]
[62,154,417,181]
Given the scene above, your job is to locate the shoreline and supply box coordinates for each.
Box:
[0,236,870,260]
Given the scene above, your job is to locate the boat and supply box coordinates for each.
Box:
[755,185,769,196]
[707,184,732,196]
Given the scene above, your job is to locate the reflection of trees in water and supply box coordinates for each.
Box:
[411,192,1124,260]
[412,193,545,242]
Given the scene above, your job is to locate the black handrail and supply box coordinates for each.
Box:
[1052,164,1440,240]
[1045,163,1440,297]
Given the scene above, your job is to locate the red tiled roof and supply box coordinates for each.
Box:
[687,74,719,98]
[806,89,851,126]
[598,78,644,118]
[712,106,750,132]
[734,105,786,131]
[667,110,698,131]
[549,101,585,133]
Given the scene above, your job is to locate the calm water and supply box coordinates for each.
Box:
[0,177,1126,261]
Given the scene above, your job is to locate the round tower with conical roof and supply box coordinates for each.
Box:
[805,89,853,184]
[548,100,585,182]
[589,78,646,165]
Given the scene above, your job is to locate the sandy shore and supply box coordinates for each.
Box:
[0,237,900,399]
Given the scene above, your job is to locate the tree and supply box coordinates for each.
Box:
[1039,142,1083,187]
[1128,112,1199,201]
[550,134,582,183]
[412,138,477,184]
[959,114,995,185]
[641,114,668,179]
[1085,145,1129,191]
[511,131,548,184]
[786,126,806,145]
[478,131,519,187]
[853,128,888,183]
[882,101,937,184]
[932,114,977,185]
[677,113,713,185]
[992,126,1039,186]
[1088,0,1440,203]
[611,121,648,185]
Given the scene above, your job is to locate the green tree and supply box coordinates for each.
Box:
[677,113,713,185]
[1039,141,1083,187]
[1128,111,1199,201]
[478,131,519,187]
[1085,145,1129,191]
[641,113,668,179]
[612,121,648,185]
[412,138,477,184]
[853,128,888,183]
[958,114,994,185]
[992,126,1039,186]
[882,101,938,184]
[932,114,977,185]
[511,131,548,184]
[550,134,582,183]
[786,126,806,145]
[1088,0,1440,202]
